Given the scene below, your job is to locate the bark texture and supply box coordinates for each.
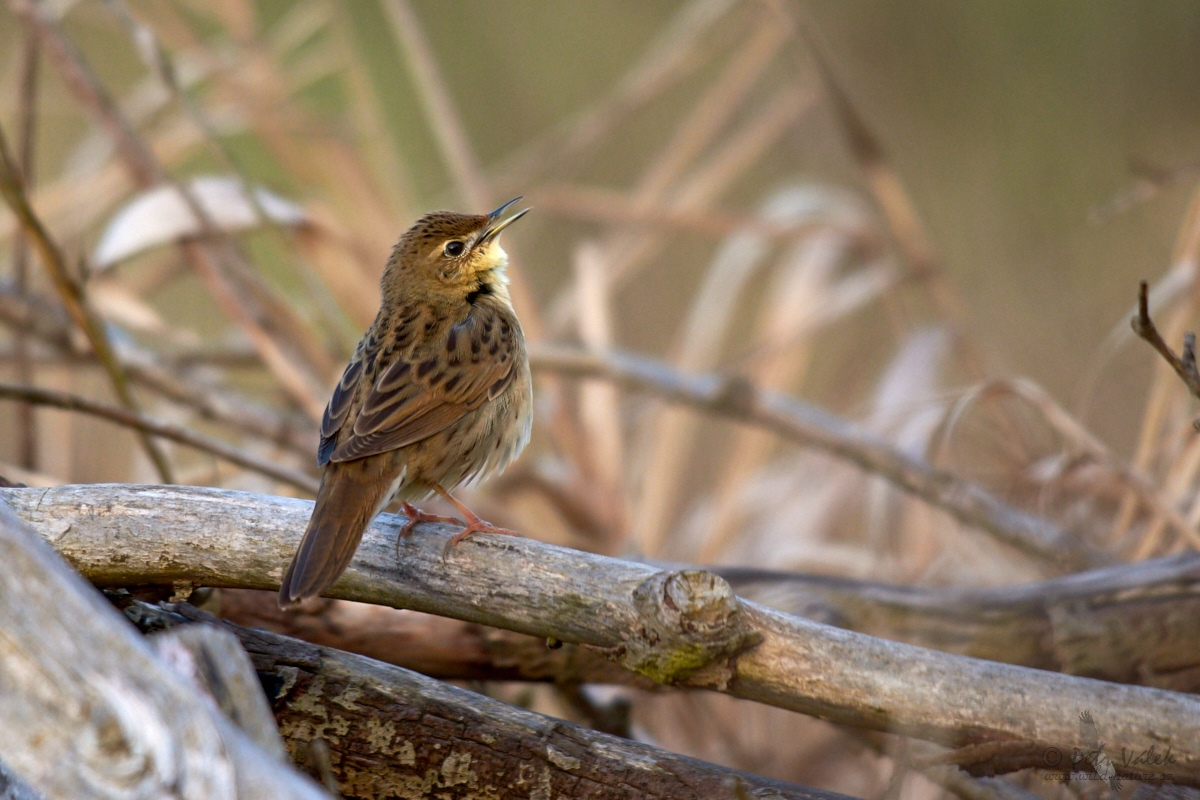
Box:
[718,559,1200,692]
[127,600,849,800]
[0,497,325,799]
[216,551,1200,695]
[5,483,1200,785]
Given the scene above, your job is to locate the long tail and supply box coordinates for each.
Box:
[278,459,393,609]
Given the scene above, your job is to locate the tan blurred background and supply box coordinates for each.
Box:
[2,1,1200,794]
[4,2,1198,457]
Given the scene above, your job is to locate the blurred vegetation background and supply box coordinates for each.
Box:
[2,0,1200,795]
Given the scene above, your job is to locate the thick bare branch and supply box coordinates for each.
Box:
[529,345,1107,569]
[217,589,652,687]
[719,557,1200,692]
[5,483,1197,784]
[126,599,848,800]
[216,547,1200,694]
[148,623,290,763]
[0,497,325,798]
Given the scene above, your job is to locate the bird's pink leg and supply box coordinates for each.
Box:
[397,502,461,538]
[433,484,520,556]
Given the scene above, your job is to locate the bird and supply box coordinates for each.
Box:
[278,198,533,610]
[1076,710,1121,792]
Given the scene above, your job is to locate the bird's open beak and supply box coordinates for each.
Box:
[479,197,530,245]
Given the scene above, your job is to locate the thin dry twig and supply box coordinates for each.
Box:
[779,7,984,381]
[0,282,317,459]
[0,381,317,494]
[530,345,1106,569]
[6,0,163,184]
[9,0,331,419]
[99,0,343,378]
[632,18,788,204]
[1113,185,1200,549]
[932,376,1198,549]
[490,0,740,189]
[532,182,878,243]
[379,0,484,207]
[1132,279,1200,404]
[1089,155,1200,225]
[12,23,39,472]
[0,121,174,481]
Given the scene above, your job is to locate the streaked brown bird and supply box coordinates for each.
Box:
[278,199,533,609]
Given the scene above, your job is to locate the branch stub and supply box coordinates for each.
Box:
[616,569,763,688]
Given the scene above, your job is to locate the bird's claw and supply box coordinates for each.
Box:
[442,517,521,559]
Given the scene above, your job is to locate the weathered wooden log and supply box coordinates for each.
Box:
[5,483,1200,784]
[0,762,42,800]
[127,600,853,800]
[150,623,289,762]
[0,498,326,799]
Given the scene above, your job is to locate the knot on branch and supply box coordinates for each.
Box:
[712,373,759,418]
[614,570,763,688]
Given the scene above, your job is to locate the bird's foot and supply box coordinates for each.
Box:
[429,484,522,559]
[397,502,461,539]
[443,513,520,558]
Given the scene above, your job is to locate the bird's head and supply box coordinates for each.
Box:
[384,198,529,301]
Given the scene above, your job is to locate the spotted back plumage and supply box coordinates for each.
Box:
[319,284,522,464]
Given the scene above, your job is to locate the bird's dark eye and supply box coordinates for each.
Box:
[444,240,465,257]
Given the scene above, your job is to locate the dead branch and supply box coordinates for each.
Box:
[787,12,983,380]
[0,120,174,480]
[718,557,1200,692]
[8,0,333,419]
[151,623,289,762]
[217,545,1200,694]
[126,599,846,800]
[530,182,878,242]
[0,497,326,798]
[6,483,1199,784]
[0,282,317,457]
[1132,279,1200,402]
[217,589,653,687]
[11,21,39,473]
[529,345,1107,570]
[0,381,318,494]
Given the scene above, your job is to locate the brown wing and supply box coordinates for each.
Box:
[317,332,373,466]
[329,302,519,463]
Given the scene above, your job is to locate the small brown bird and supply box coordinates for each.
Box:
[278,199,533,609]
